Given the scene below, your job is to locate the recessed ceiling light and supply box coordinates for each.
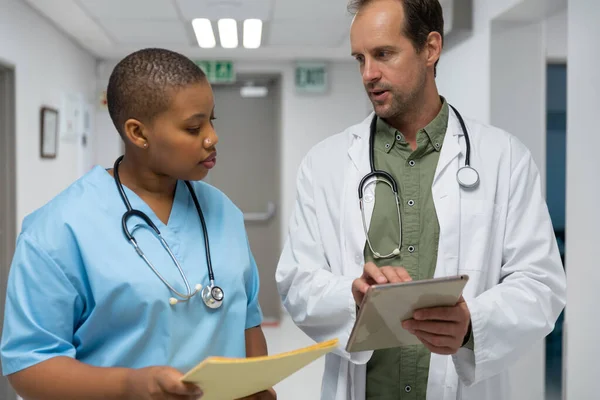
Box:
[218,18,238,49]
[191,18,216,49]
[243,19,263,49]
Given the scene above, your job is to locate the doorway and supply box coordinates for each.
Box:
[209,74,282,324]
[545,62,567,400]
[0,62,18,400]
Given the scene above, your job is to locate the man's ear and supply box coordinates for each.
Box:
[425,31,443,69]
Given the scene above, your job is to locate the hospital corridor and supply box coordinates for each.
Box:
[0,0,598,399]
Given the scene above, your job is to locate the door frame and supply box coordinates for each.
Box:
[546,60,568,400]
[0,61,18,400]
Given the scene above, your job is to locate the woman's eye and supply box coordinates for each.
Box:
[187,127,201,134]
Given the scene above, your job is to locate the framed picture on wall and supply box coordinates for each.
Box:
[40,106,58,159]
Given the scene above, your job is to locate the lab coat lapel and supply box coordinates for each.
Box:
[342,114,375,276]
[427,111,463,400]
[432,111,463,278]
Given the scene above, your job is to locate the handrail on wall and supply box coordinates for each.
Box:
[244,201,276,222]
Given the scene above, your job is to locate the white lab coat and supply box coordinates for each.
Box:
[275,110,566,400]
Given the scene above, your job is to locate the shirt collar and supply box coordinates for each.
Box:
[375,96,450,153]
[423,97,449,152]
[375,96,449,153]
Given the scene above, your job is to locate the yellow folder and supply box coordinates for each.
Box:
[180,338,338,400]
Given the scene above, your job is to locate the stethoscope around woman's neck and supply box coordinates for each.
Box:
[358,104,480,259]
[112,155,224,308]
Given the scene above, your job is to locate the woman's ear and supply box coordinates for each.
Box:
[123,118,148,150]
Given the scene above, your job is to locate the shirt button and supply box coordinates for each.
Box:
[434,143,441,149]
[408,160,416,167]
[385,143,391,149]
[405,385,412,393]
[355,255,362,264]
[408,200,415,206]
[408,246,415,253]
[396,134,402,141]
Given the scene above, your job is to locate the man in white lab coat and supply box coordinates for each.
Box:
[275,0,567,399]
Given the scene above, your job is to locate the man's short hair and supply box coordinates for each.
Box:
[348,0,444,75]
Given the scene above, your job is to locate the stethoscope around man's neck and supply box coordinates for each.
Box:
[358,104,480,260]
[113,155,224,308]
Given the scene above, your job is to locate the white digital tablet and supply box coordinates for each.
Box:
[346,274,469,353]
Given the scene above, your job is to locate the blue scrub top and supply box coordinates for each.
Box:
[0,166,263,376]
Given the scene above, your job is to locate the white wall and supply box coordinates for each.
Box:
[546,9,567,61]
[489,19,547,400]
[94,95,122,170]
[276,62,369,239]
[491,20,547,185]
[0,0,96,228]
[565,2,600,399]
[437,0,522,123]
[436,2,491,122]
[95,60,368,240]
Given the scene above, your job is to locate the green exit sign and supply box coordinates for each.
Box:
[195,60,236,84]
[295,62,328,94]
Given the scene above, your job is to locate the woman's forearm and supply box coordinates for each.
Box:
[8,356,131,400]
[245,326,268,357]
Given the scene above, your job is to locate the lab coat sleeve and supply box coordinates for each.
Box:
[0,233,81,376]
[276,155,371,364]
[244,235,264,329]
[452,142,567,386]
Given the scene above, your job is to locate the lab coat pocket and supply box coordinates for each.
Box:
[458,198,502,298]
[458,199,502,272]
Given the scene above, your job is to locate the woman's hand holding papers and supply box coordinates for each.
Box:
[238,387,277,399]
[126,366,204,400]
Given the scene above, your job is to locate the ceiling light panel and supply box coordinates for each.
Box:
[192,18,216,48]
[243,19,263,48]
[218,18,238,48]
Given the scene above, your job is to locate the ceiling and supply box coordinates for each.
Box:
[23,0,357,61]
[23,0,465,62]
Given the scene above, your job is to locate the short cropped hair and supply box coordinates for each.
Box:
[348,0,444,75]
[106,48,207,137]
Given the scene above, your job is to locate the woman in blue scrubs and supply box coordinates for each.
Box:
[0,48,275,400]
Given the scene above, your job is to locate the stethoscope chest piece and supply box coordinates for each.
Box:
[456,166,480,189]
[202,284,224,309]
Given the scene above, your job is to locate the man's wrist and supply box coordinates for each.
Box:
[462,319,473,347]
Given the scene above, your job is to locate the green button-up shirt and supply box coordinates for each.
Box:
[364,99,448,399]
